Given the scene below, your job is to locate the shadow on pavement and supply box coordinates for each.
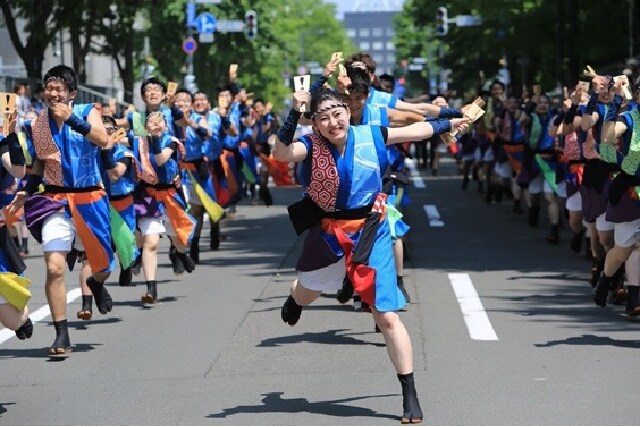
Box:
[535,334,640,348]
[256,329,386,348]
[0,343,100,360]
[206,391,399,421]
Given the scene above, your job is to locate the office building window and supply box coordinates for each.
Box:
[359,41,371,51]
[372,53,384,64]
[386,41,395,50]
[372,41,383,51]
[359,28,370,37]
[346,28,356,38]
[372,27,383,37]
[387,53,396,64]
[386,27,395,37]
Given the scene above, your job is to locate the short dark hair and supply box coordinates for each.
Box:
[102,115,117,127]
[310,88,348,115]
[140,77,166,97]
[43,65,78,91]
[193,91,208,99]
[379,73,395,89]
[174,88,193,101]
[490,80,505,90]
[346,67,371,95]
[345,52,377,74]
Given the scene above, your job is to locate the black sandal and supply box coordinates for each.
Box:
[48,320,71,358]
[76,295,93,320]
[86,277,112,314]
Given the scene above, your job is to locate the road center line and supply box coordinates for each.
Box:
[423,204,444,227]
[404,158,425,188]
[448,273,498,341]
[0,287,82,345]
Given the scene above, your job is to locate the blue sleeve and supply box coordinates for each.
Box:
[387,95,398,109]
[379,107,390,127]
[371,125,389,175]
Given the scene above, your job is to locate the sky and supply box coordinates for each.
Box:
[323,0,404,20]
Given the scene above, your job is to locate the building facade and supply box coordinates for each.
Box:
[343,11,398,75]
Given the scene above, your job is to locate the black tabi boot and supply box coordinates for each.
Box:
[141,280,158,304]
[626,286,640,316]
[570,229,585,253]
[527,205,540,227]
[86,277,112,315]
[176,251,195,273]
[131,249,143,275]
[484,183,494,204]
[336,276,354,304]
[119,267,133,287]
[77,295,93,320]
[546,224,560,245]
[281,295,302,326]
[398,373,423,424]
[590,258,605,288]
[48,319,71,357]
[190,237,200,264]
[210,220,220,251]
[593,273,614,307]
[15,317,33,340]
[513,199,523,214]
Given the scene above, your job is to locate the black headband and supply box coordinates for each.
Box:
[312,102,348,118]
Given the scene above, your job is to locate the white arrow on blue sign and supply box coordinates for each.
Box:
[195,13,217,34]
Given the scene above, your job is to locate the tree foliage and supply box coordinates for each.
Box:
[395,0,640,98]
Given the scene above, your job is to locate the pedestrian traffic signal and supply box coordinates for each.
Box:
[435,6,448,36]
[245,10,257,41]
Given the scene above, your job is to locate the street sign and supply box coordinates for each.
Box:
[199,33,214,43]
[182,37,197,54]
[194,12,217,33]
[186,2,196,28]
[194,0,221,3]
[216,19,244,33]
[412,57,428,65]
[455,15,482,27]
[408,64,424,71]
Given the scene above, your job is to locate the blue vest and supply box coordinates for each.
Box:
[222,103,241,150]
[361,105,389,126]
[178,112,205,161]
[102,143,136,196]
[206,110,223,160]
[368,87,397,109]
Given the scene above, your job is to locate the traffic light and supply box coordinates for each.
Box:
[245,10,257,40]
[435,6,448,36]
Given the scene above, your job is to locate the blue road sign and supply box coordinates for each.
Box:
[194,13,217,34]
[186,2,196,28]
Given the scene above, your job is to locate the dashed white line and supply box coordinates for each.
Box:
[448,273,498,341]
[423,204,444,227]
[0,287,82,345]
[404,158,425,188]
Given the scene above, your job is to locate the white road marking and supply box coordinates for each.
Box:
[448,273,498,341]
[404,158,425,188]
[0,287,82,345]
[423,204,444,227]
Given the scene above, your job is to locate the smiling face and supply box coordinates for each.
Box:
[43,80,75,108]
[313,100,350,144]
[174,92,193,114]
[143,83,165,109]
[193,93,209,114]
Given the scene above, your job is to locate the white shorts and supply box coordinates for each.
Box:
[614,218,640,248]
[566,192,582,212]
[184,182,203,206]
[528,175,566,197]
[297,259,346,292]
[494,161,512,179]
[596,212,615,232]
[41,212,84,253]
[138,215,176,237]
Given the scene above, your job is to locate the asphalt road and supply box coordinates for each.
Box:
[1,158,639,425]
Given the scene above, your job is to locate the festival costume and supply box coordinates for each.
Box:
[290,125,405,312]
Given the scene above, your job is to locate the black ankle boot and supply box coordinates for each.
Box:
[570,229,584,253]
[15,317,33,340]
[627,286,640,315]
[119,267,133,287]
[527,206,540,227]
[176,251,195,273]
[77,295,93,320]
[336,276,354,304]
[142,280,158,304]
[593,273,614,307]
[398,373,423,424]
[281,295,302,326]
[86,277,112,315]
[49,319,71,357]
[513,199,523,214]
[590,259,605,288]
[546,225,560,245]
[397,276,411,304]
[210,221,220,250]
[190,238,200,264]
